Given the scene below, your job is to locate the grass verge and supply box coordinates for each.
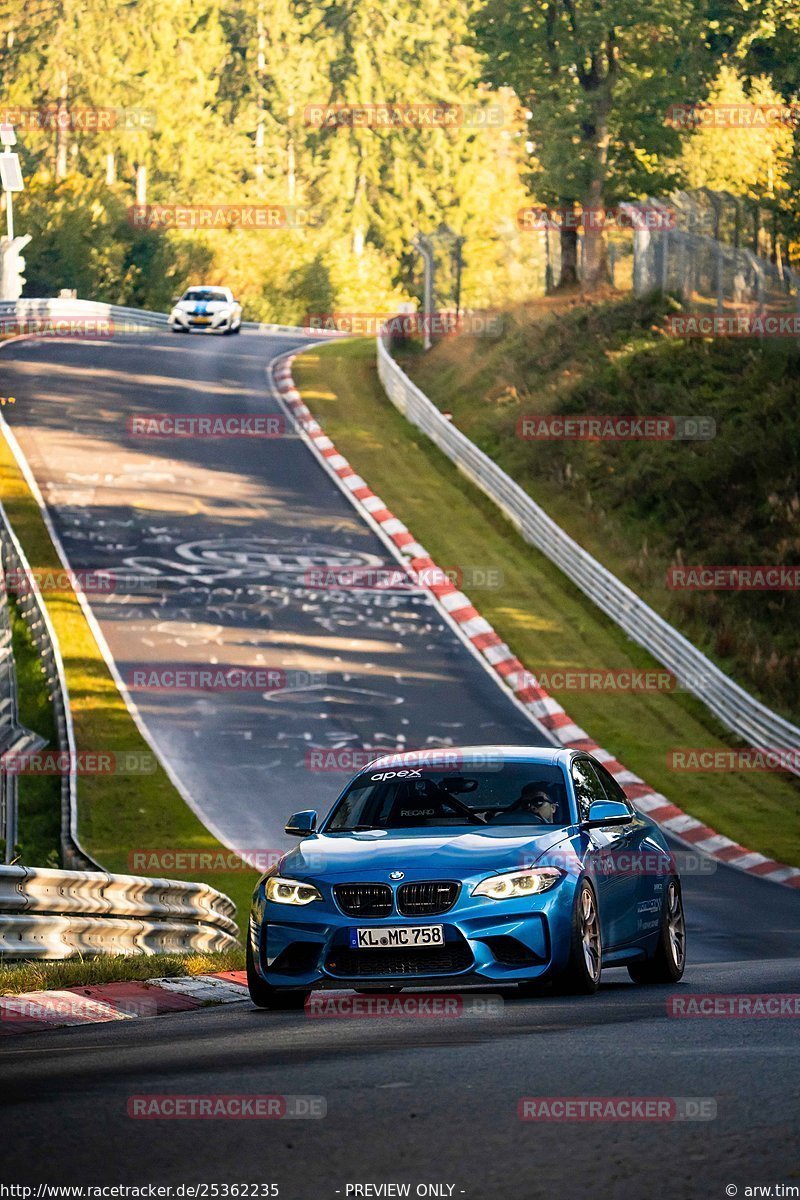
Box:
[0,948,245,996]
[0,427,256,933]
[292,337,800,867]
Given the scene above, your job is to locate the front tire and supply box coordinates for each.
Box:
[246,939,310,1010]
[555,878,602,995]
[627,878,686,985]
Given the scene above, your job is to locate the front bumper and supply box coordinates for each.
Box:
[169,310,239,331]
[250,875,577,990]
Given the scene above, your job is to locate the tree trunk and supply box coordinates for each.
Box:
[582,176,609,290]
[579,48,614,292]
[557,200,579,288]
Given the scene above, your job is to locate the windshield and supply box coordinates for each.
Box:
[325,763,570,831]
[182,288,228,302]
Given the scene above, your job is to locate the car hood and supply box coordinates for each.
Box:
[178,300,230,313]
[280,827,575,880]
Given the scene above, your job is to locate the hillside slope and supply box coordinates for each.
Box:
[396,295,800,723]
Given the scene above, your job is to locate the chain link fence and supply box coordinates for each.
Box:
[625,191,800,323]
[510,189,796,316]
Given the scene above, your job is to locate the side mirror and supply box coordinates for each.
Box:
[285,809,317,837]
[581,799,631,829]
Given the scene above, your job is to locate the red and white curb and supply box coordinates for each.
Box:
[0,971,249,1035]
[272,353,800,890]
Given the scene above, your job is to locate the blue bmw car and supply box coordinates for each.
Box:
[247,746,686,1008]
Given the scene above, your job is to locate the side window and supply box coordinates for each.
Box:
[570,758,607,822]
[593,761,634,812]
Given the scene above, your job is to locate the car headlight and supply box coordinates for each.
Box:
[264,876,322,906]
[472,867,561,900]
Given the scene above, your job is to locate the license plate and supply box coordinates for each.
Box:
[191,317,211,324]
[350,924,444,950]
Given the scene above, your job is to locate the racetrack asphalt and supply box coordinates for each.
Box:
[2,953,799,1196]
[2,328,548,853]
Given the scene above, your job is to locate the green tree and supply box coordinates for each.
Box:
[471,0,717,288]
[680,65,794,201]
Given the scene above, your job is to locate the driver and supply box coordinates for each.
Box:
[512,784,558,823]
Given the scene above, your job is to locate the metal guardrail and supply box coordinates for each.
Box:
[0,297,169,330]
[0,864,239,958]
[0,529,45,862]
[0,298,341,337]
[376,335,800,774]
[0,500,97,870]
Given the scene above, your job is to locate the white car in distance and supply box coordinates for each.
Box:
[169,286,242,334]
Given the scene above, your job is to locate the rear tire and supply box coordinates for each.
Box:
[627,878,686,985]
[246,939,310,1010]
[555,879,602,995]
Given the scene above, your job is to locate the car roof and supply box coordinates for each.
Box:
[365,745,576,770]
[185,285,229,293]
